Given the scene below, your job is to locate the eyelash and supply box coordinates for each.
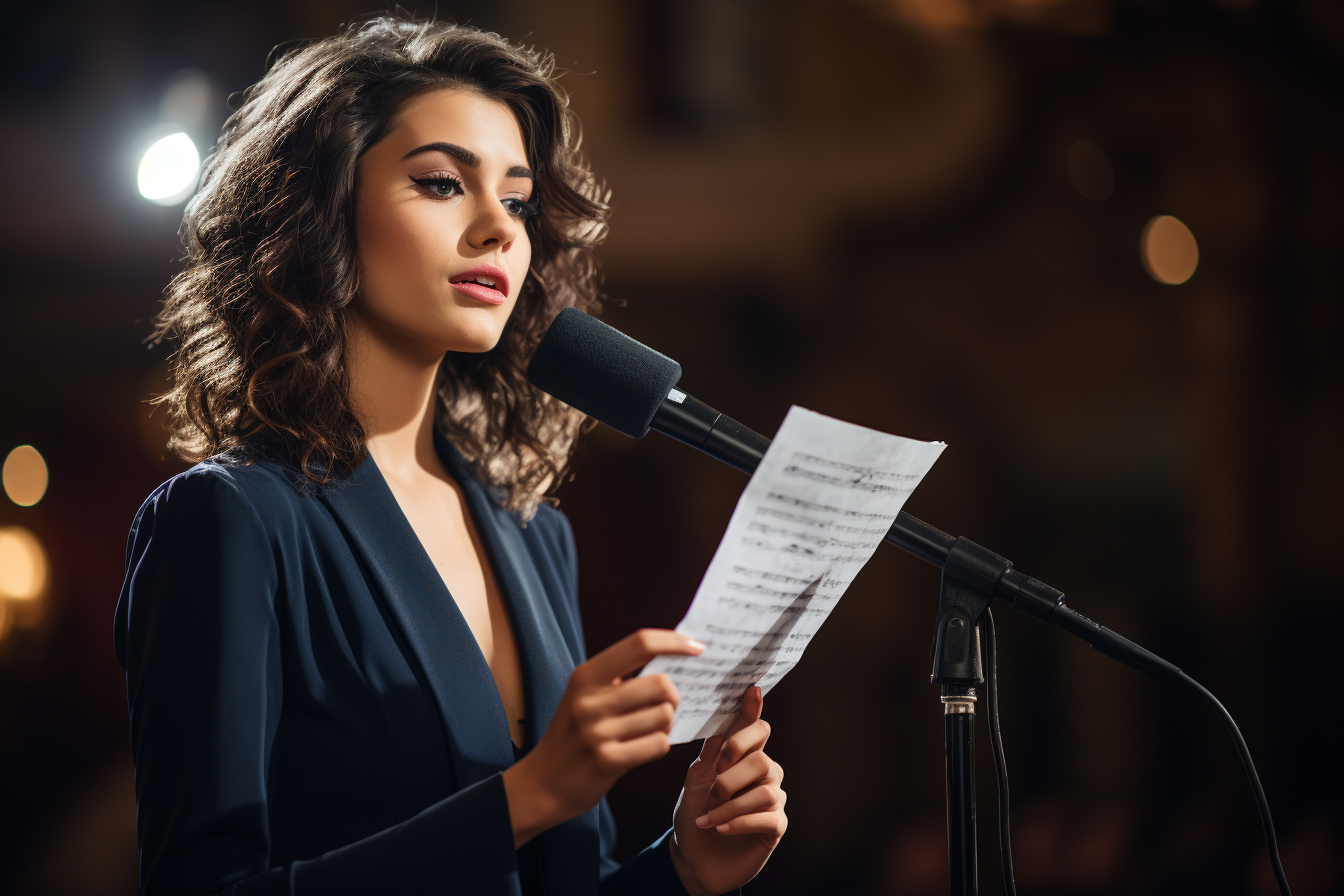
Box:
[410,175,539,220]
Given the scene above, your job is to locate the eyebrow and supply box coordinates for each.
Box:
[401,142,533,179]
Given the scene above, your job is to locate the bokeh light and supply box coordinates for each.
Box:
[137,132,200,205]
[3,444,49,506]
[0,525,49,601]
[1140,214,1200,284]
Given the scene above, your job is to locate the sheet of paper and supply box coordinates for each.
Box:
[644,406,946,743]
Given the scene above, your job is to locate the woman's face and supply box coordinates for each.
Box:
[353,87,535,357]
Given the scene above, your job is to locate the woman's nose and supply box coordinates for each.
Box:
[466,197,518,250]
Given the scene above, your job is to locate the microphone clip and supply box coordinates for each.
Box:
[930,538,1012,686]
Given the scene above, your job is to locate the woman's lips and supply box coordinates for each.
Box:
[449,280,508,304]
[449,264,510,305]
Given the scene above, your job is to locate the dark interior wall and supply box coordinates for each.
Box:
[0,2,1340,894]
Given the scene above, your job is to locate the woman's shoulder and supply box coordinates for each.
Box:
[524,502,577,560]
[130,452,314,538]
[117,456,296,674]
[517,502,580,611]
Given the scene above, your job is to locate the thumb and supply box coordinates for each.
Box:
[687,728,725,785]
[719,686,763,746]
[687,711,736,788]
[691,686,762,778]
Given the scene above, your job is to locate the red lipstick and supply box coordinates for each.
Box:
[449,264,510,305]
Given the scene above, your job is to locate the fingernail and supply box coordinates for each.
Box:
[695,814,711,828]
[716,823,731,833]
[687,639,706,652]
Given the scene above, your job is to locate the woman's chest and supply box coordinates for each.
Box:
[268,550,458,853]
[381,472,528,745]
[263,466,580,796]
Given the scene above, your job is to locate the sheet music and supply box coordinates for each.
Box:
[645,406,946,743]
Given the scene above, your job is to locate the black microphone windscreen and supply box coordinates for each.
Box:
[527,308,682,438]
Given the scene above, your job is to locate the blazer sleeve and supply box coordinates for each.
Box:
[117,468,520,896]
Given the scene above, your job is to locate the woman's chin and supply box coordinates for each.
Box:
[440,326,506,355]
[432,305,511,354]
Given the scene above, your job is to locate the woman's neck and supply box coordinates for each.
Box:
[345,307,445,480]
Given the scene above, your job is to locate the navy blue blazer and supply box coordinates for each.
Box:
[114,431,690,895]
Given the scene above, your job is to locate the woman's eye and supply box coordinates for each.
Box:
[411,176,464,198]
[502,197,540,220]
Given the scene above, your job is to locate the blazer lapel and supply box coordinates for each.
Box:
[318,454,515,787]
[437,434,600,893]
[435,433,574,751]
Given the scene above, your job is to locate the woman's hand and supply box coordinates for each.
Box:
[502,629,703,848]
[668,686,787,896]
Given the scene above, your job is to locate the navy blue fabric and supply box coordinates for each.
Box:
[114,433,692,896]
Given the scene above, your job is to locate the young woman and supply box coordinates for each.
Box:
[115,15,786,896]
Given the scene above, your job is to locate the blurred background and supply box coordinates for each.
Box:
[1,0,1341,893]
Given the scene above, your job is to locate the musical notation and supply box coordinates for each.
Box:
[643,407,945,742]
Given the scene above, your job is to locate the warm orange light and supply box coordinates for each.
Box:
[1140,215,1199,285]
[3,445,49,506]
[0,526,49,601]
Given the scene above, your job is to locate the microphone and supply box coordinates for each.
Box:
[529,309,956,558]
[526,307,1294,896]
[526,308,1174,677]
[525,306,684,441]
[525,308,775,475]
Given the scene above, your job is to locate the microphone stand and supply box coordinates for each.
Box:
[655,396,1013,892]
[650,395,1186,896]
[529,310,1291,893]
[929,540,1012,895]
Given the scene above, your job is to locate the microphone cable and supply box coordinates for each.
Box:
[981,608,1292,896]
[525,308,1293,895]
[982,608,1016,896]
[1176,669,1292,896]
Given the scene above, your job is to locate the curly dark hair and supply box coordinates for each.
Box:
[152,14,607,517]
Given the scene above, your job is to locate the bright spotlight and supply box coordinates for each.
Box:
[137,132,200,205]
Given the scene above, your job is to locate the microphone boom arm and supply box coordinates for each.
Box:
[650,387,1292,896]
[526,303,1291,895]
[650,390,1180,679]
